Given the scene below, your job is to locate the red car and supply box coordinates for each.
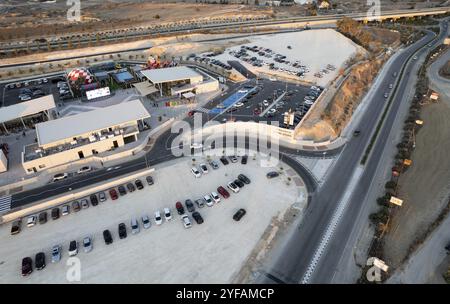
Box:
[109,188,118,200]
[217,186,230,199]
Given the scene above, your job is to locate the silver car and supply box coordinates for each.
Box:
[131,218,140,234]
[51,245,62,263]
[98,191,107,202]
[83,237,93,253]
[142,215,151,229]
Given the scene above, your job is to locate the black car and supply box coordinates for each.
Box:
[11,220,21,235]
[185,199,195,212]
[241,155,248,164]
[135,179,144,190]
[233,209,247,221]
[38,212,47,224]
[103,230,113,245]
[238,174,251,184]
[445,242,450,254]
[118,223,127,239]
[234,179,245,188]
[126,183,136,193]
[90,194,99,206]
[35,252,46,270]
[146,176,154,185]
[220,157,229,165]
[192,212,204,224]
[353,130,361,137]
[51,208,60,220]
[22,257,33,276]
[266,171,280,179]
[118,185,127,196]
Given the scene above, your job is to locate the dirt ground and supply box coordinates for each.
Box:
[383,97,450,269]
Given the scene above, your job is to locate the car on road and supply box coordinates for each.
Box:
[191,167,202,178]
[131,218,140,234]
[192,212,204,224]
[238,174,251,184]
[155,211,163,225]
[126,182,136,193]
[35,252,46,270]
[90,194,99,206]
[22,257,33,276]
[234,179,245,188]
[353,130,361,137]
[52,173,68,182]
[384,92,389,98]
[195,198,206,208]
[217,186,230,199]
[220,157,229,165]
[199,163,208,174]
[209,160,219,170]
[135,179,144,190]
[27,215,37,227]
[51,245,62,263]
[229,155,238,163]
[445,242,450,254]
[389,84,393,89]
[185,199,195,212]
[68,240,78,256]
[62,205,70,216]
[81,199,90,209]
[38,212,47,225]
[227,181,240,193]
[118,185,127,196]
[181,215,192,229]
[77,166,92,174]
[204,195,214,207]
[109,188,119,200]
[11,220,21,235]
[103,230,113,245]
[142,215,151,229]
[51,208,60,220]
[98,192,107,202]
[83,237,93,253]
[164,208,172,221]
[146,176,154,185]
[266,171,280,179]
[233,209,247,221]
[118,223,127,239]
[413,56,418,60]
[175,202,185,215]
[241,155,248,164]
[211,192,220,203]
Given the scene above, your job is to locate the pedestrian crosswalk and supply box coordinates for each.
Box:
[0,195,11,213]
[194,107,210,114]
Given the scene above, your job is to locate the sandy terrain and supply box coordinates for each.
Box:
[0,154,305,283]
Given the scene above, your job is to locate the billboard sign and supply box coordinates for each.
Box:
[86,87,110,100]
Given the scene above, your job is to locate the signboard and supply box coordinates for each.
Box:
[284,112,294,126]
[403,159,412,166]
[86,87,110,100]
[390,196,403,207]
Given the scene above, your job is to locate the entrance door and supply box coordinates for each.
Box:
[78,151,84,159]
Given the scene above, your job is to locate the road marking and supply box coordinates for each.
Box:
[301,166,364,284]
[0,195,12,213]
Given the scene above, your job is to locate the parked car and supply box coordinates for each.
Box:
[118,185,127,196]
[103,230,113,245]
[11,219,22,235]
[164,208,172,221]
[217,186,230,199]
[38,212,47,224]
[131,218,140,234]
[52,173,68,182]
[192,212,204,224]
[146,176,154,185]
[233,209,247,221]
[241,155,248,164]
[195,198,205,208]
[83,237,93,253]
[209,160,219,170]
[27,215,37,227]
[234,179,245,188]
[62,205,70,216]
[72,201,81,212]
[229,155,238,163]
[135,179,144,190]
[77,166,92,174]
[126,183,136,193]
[199,163,208,174]
[238,174,251,184]
[90,194,99,206]
[68,240,78,256]
[175,202,185,215]
[142,215,151,229]
[109,188,119,200]
[51,208,60,220]
[22,257,33,276]
[185,199,195,212]
[81,199,89,209]
[220,157,229,165]
[191,167,202,178]
[34,252,46,270]
[98,192,107,202]
[118,223,127,239]
[227,181,240,193]
[51,245,62,263]
[203,195,214,207]
[154,211,163,225]
[181,214,192,229]
[266,171,280,179]
[211,192,221,203]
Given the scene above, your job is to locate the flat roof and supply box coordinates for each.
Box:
[0,95,56,124]
[36,100,150,146]
[141,66,202,84]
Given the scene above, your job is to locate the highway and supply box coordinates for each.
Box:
[257,19,448,284]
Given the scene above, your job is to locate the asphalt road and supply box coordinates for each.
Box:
[257,23,447,283]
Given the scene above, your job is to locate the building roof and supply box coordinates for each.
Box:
[0,95,56,124]
[36,100,150,147]
[141,66,202,84]
[133,82,159,96]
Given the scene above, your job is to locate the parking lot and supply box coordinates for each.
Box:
[0,153,304,283]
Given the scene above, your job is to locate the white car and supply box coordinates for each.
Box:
[154,211,163,225]
[83,237,93,253]
[164,208,172,221]
[199,163,208,174]
[227,181,240,193]
[204,195,214,207]
[234,102,244,108]
[77,166,92,174]
[211,192,221,203]
[191,167,202,178]
[26,215,37,227]
[52,173,68,182]
[142,215,151,229]
[181,215,192,229]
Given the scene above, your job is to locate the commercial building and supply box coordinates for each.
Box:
[22,100,150,173]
